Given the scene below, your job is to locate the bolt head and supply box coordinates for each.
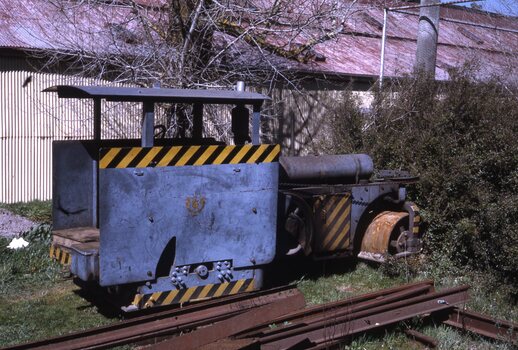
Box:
[195,265,209,278]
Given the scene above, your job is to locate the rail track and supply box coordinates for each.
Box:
[443,307,517,344]
[2,281,516,350]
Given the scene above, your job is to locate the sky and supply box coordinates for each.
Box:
[455,0,518,15]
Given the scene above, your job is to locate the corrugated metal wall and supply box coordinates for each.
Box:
[0,71,140,203]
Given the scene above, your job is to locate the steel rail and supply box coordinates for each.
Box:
[404,329,439,348]
[237,279,434,337]
[443,307,517,344]
[1,286,299,350]
[198,338,260,350]
[149,291,306,350]
[242,283,433,339]
[259,285,470,349]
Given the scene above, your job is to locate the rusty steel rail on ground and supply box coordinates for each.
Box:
[237,279,435,338]
[403,329,439,348]
[143,280,436,350]
[1,285,301,350]
[11,280,514,350]
[145,280,459,350]
[149,291,306,349]
[443,307,517,345]
[256,285,470,349]
[184,283,469,350]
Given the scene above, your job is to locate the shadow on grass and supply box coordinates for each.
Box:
[263,254,360,289]
[72,279,127,319]
[72,279,184,319]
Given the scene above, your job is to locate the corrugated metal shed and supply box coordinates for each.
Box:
[0,0,516,80]
[279,1,518,80]
[0,0,163,54]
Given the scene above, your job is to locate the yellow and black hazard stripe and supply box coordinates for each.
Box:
[49,245,72,266]
[99,144,280,169]
[132,278,256,309]
[314,194,352,252]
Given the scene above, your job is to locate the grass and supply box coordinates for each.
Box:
[1,200,516,349]
[0,200,52,224]
[0,280,113,346]
[283,257,517,350]
[0,202,115,347]
[2,244,516,349]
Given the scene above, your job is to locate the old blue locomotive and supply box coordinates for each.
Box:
[47,85,421,311]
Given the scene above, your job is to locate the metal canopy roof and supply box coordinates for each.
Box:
[43,85,270,105]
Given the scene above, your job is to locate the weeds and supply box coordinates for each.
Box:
[0,225,59,297]
[0,216,113,347]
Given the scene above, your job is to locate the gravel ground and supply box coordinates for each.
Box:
[0,209,37,238]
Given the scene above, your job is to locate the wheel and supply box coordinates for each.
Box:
[358,211,410,263]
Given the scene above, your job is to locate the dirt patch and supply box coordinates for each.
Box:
[0,209,37,238]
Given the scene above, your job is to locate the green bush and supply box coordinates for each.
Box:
[327,68,518,292]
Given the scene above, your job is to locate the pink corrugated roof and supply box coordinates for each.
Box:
[1,0,516,81]
[296,1,518,80]
[0,0,163,53]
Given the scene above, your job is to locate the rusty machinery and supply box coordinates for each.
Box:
[46,85,421,311]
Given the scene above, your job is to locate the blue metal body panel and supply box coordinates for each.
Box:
[98,162,279,286]
[52,141,96,230]
[69,244,99,281]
